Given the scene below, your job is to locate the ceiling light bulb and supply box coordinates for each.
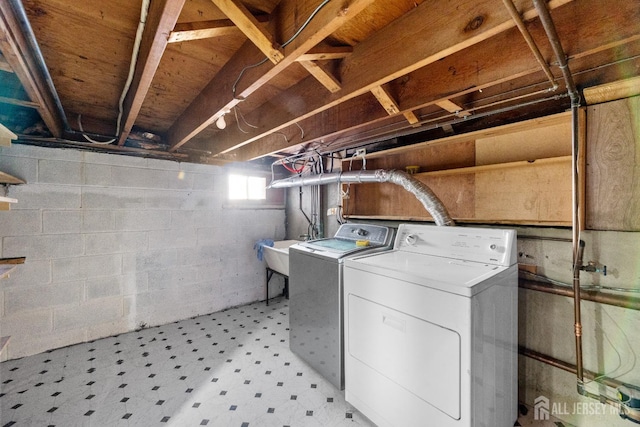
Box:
[216,114,227,130]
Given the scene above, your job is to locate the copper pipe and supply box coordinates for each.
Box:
[502,0,557,90]
[532,0,584,389]
[519,346,626,392]
[519,279,640,311]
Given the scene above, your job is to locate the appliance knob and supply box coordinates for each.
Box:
[356,229,368,236]
[405,234,418,245]
[490,244,497,250]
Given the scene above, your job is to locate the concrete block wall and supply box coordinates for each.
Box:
[0,144,285,360]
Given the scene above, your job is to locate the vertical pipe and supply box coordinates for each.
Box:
[532,0,584,389]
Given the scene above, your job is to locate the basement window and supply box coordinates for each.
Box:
[226,172,284,208]
[228,174,266,200]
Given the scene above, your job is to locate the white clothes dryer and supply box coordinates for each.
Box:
[343,224,518,427]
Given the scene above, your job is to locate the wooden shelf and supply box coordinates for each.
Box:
[0,171,25,184]
[0,257,25,280]
[341,112,580,226]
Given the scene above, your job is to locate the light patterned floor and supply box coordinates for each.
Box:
[1,296,570,427]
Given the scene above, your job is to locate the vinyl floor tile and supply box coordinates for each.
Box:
[1,297,553,427]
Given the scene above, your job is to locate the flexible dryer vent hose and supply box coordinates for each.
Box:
[268,169,455,226]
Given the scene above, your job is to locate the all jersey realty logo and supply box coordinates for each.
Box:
[534,395,550,420]
[534,395,618,420]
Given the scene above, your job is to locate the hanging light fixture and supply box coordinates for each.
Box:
[216,113,227,129]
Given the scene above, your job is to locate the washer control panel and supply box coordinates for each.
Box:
[335,223,393,246]
[396,224,516,266]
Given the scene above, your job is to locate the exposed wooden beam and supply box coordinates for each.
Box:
[231,0,638,160]
[370,85,400,114]
[296,44,353,61]
[583,75,640,105]
[0,51,12,72]
[404,110,420,126]
[299,60,341,93]
[0,96,39,108]
[117,0,186,146]
[211,0,283,64]
[167,0,375,152]
[0,122,17,146]
[435,99,471,117]
[0,0,64,137]
[168,15,269,43]
[208,0,575,156]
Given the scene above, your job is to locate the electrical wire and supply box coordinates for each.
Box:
[232,0,332,98]
[79,0,150,145]
[521,270,640,293]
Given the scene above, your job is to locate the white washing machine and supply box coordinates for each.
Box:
[343,224,518,427]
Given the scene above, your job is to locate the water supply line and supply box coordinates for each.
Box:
[268,169,455,226]
[531,2,640,422]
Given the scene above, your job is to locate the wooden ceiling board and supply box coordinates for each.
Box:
[177,0,277,23]
[23,0,140,129]
[329,0,427,46]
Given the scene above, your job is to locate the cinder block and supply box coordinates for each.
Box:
[180,161,221,174]
[181,190,220,210]
[83,151,147,168]
[7,183,81,210]
[166,170,195,190]
[3,234,84,260]
[4,281,83,314]
[122,249,177,273]
[121,272,148,295]
[53,296,123,331]
[81,186,146,209]
[86,317,129,342]
[110,166,170,189]
[0,259,51,289]
[6,144,83,162]
[0,155,38,183]
[115,209,171,231]
[144,189,189,210]
[146,158,180,171]
[38,159,83,185]
[191,173,219,191]
[43,210,81,233]
[169,210,194,230]
[86,276,122,299]
[195,227,221,247]
[1,308,52,338]
[5,328,86,360]
[82,210,115,232]
[52,254,122,282]
[148,228,196,250]
[0,210,42,236]
[83,163,112,186]
[84,231,148,255]
[147,265,199,290]
[179,245,223,266]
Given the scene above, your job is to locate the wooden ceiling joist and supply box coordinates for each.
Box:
[211,0,283,64]
[207,0,575,157]
[299,60,341,93]
[0,51,12,72]
[295,45,353,61]
[168,15,270,43]
[0,0,64,137]
[232,0,637,161]
[117,0,186,146]
[167,0,376,152]
[435,99,471,117]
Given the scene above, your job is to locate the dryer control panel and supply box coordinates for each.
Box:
[395,224,516,266]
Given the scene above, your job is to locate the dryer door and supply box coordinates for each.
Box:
[347,294,461,420]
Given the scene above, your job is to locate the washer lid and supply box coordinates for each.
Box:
[345,250,511,296]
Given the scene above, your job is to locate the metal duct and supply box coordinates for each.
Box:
[268,169,455,226]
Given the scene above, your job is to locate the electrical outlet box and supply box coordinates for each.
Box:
[327,207,338,216]
[355,148,366,157]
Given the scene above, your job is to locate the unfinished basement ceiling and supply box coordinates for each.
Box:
[0,0,639,164]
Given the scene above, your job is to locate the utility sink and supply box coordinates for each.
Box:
[263,240,300,276]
